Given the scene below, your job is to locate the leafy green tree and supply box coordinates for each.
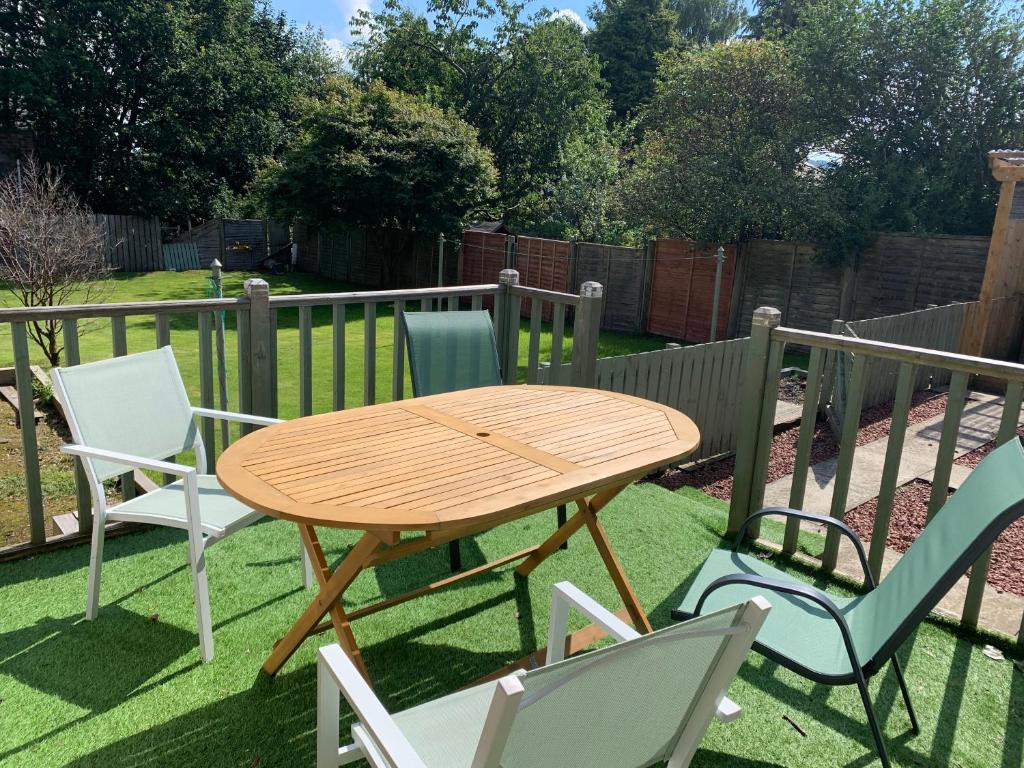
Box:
[258,79,497,286]
[351,0,606,214]
[670,0,748,44]
[0,0,337,225]
[747,0,817,37]
[788,0,1024,237]
[588,0,679,118]
[622,40,820,242]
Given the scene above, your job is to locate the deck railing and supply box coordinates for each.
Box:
[730,306,1024,642]
[1,269,600,555]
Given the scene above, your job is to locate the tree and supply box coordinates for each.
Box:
[351,0,607,214]
[0,159,111,366]
[622,40,821,243]
[670,0,748,44]
[588,0,679,118]
[747,0,817,37]
[787,0,1024,238]
[1,1,338,225]
[258,79,497,286]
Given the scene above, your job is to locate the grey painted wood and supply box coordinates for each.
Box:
[198,312,215,466]
[550,304,566,385]
[269,285,498,310]
[12,323,44,543]
[62,319,94,531]
[110,316,136,502]
[867,362,916,580]
[926,371,969,519]
[747,339,785,539]
[783,346,826,553]
[332,304,345,410]
[245,279,274,418]
[236,309,252,433]
[527,298,542,384]
[822,353,867,572]
[364,302,377,406]
[570,282,602,388]
[392,299,406,402]
[299,305,313,416]
[269,308,279,418]
[155,314,171,348]
[471,294,483,311]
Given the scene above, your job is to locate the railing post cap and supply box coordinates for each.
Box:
[499,269,520,286]
[211,258,222,268]
[581,281,603,298]
[752,306,782,327]
[244,277,270,296]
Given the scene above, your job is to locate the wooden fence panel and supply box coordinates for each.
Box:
[190,219,223,268]
[646,239,735,342]
[459,230,508,308]
[222,219,267,270]
[515,236,572,320]
[94,214,163,272]
[574,242,648,332]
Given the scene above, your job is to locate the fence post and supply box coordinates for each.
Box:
[496,269,520,383]
[245,278,274,418]
[727,306,782,536]
[710,245,725,343]
[505,235,517,270]
[571,282,603,388]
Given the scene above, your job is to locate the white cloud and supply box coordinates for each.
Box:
[337,0,372,31]
[550,8,588,31]
[324,37,347,58]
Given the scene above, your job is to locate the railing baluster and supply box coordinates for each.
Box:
[420,298,432,313]
[783,346,826,553]
[155,314,170,348]
[927,371,969,519]
[62,318,94,532]
[110,316,136,502]
[447,296,458,312]
[471,294,483,311]
[299,305,313,417]
[527,298,542,384]
[12,322,45,544]
[867,361,915,580]
[550,302,566,385]
[364,302,377,405]
[392,300,405,401]
[198,312,215,467]
[963,379,1023,628]
[332,304,345,410]
[822,352,867,571]
[269,308,279,418]
[236,308,253,433]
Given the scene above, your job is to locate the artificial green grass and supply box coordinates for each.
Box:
[1,483,1020,767]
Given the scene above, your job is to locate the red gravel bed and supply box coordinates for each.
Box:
[653,390,947,501]
[845,479,1024,597]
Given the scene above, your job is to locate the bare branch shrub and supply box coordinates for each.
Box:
[0,158,112,366]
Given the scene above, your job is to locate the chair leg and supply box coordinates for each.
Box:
[188,534,215,662]
[448,539,462,572]
[853,668,892,768]
[890,655,920,734]
[85,506,105,620]
[556,505,568,550]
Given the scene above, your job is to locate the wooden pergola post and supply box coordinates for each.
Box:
[962,150,1024,358]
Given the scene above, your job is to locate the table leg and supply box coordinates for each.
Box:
[262,529,379,677]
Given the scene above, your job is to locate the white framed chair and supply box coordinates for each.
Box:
[52,346,312,662]
[317,581,770,768]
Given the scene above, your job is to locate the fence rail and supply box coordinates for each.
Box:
[3,270,599,557]
[730,306,1024,643]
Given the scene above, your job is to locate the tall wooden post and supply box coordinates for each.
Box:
[728,306,782,536]
[245,278,274,418]
[571,282,603,388]
[497,269,520,384]
[710,245,725,342]
[962,151,1024,358]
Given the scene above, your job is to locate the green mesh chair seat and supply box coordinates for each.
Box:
[674,437,1024,768]
[107,475,261,536]
[676,549,864,679]
[402,310,502,396]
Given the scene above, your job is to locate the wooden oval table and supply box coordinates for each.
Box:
[217,385,700,678]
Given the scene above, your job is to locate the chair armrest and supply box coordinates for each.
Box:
[191,407,282,427]
[60,445,194,477]
[549,582,742,722]
[546,581,640,665]
[318,645,426,768]
[735,507,875,588]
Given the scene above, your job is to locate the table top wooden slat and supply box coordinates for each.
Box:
[217,385,700,532]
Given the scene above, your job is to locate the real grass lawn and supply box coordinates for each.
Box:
[0,270,670,543]
[1,483,1020,768]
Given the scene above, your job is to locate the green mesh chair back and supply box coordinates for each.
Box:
[402,311,502,397]
[52,347,199,482]
[850,437,1024,666]
[499,604,746,768]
